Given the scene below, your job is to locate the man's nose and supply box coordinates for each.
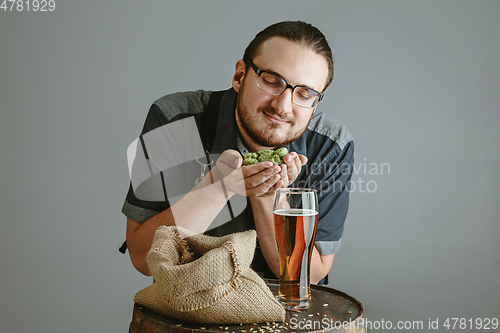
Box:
[271,88,294,114]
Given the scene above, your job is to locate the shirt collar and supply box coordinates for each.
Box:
[235,130,250,156]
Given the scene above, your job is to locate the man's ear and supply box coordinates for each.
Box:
[232,60,247,93]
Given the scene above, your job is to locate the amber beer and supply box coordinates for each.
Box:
[273,208,318,309]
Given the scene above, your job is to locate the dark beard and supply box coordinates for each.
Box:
[236,79,311,148]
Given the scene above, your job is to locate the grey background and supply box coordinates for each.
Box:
[1,1,499,332]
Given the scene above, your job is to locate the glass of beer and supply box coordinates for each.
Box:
[273,188,318,311]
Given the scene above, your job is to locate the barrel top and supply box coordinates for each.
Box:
[130,280,366,333]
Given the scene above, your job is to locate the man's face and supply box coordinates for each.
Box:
[233,37,329,149]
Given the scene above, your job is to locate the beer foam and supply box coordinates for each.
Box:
[273,209,318,216]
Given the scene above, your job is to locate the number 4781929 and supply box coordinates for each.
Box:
[1,0,55,12]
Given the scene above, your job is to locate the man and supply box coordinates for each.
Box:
[122,21,354,285]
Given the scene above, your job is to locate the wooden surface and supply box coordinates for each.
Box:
[129,280,367,333]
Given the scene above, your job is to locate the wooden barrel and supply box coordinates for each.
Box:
[129,280,367,333]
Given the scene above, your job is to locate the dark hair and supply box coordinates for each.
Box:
[243,21,334,90]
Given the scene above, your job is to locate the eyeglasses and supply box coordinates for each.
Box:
[248,61,324,108]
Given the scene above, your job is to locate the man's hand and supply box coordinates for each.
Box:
[242,151,307,197]
[279,152,308,188]
[213,149,307,198]
[212,150,245,195]
[242,161,283,197]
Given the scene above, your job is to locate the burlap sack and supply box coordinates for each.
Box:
[134,226,286,324]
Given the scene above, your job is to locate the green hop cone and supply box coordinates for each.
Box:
[273,154,284,165]
[258,154,270,162]
[259,156,279,165]
[274,147,288,158]
[244,152,258,160]
[243,158,259,165]
[242,147,291,166]
[258,149,273,157]
[271,155,282,165]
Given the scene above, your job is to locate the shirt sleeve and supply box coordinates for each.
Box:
[121,104,172,223]
[311,141,355,255]
[121,97,210,223]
